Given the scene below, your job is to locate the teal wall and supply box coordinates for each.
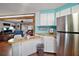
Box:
[35,26,56,33]
[40,3,78,13]
[35,3,79,33]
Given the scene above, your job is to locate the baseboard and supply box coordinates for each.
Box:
[29,52,56,56]
[44,52,56,54]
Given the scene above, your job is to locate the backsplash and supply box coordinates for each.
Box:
[38,26,48,31]
[37,26,56,33]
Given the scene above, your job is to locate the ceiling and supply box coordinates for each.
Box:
[0,3,65,23]
[0,3,65,16]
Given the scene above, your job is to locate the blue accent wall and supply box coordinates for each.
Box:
[35,3,79,33]
[40,3,78,13]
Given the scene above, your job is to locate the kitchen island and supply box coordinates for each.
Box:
[9,36,43,56]
[0,35,56,56]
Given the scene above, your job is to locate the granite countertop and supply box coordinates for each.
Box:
[35,33,56,37]
[8,36,43,45]
[8,33,56,45]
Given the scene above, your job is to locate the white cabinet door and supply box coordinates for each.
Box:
[21,40,38,56]
[72,5,79,13]
[60,8,71,16]
[21,41,31,56]
[56,8,71,17]
[44,36,56,53]
[40,13,47,26]
[40,13,55,26]
[56,12,61,18]
[47,13,54,26]
[44,37,47,52]
[12,42,21,56]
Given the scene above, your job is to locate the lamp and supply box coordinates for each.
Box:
[21,20,23,23]
[20,20,23,30]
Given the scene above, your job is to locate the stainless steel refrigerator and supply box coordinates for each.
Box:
[56,13,79,56]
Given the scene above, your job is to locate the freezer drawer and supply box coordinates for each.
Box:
[56,32,65,56]
[56,32,79,56]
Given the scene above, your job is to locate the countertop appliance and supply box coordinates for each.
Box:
[56,13,79,56]
[49,28,54,34]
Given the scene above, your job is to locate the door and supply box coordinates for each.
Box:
[56,32,65,56]
[57,16,66,31]
[64,33,74,56]
[44,36,56,53]
[56,32,79,56]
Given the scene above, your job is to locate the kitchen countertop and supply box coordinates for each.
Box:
[35,33,56,38]
[8,36,43,45]
[8,33,56,45]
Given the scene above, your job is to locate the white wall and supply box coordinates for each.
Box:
[0,22,3,32]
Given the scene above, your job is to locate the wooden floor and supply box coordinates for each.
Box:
[29,52,56,56]
[0,42,11,56]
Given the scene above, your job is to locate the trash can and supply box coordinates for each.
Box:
[36,43,44,56]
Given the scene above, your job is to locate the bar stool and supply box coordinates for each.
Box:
[36,43,44,56]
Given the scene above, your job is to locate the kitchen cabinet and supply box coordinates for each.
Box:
[47,13,55,26]
[60,8,71,16]
[11,38,42,56]
[12,42,21,56]
[56,11,61,18]
[21,40,36,56]
[39,13,55,26]
[40,13,47,26]
[72,5,79,13]
[56,8,71,18]
[43,36,56,53]
[21,39,42,56]
[11,36,56,56]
